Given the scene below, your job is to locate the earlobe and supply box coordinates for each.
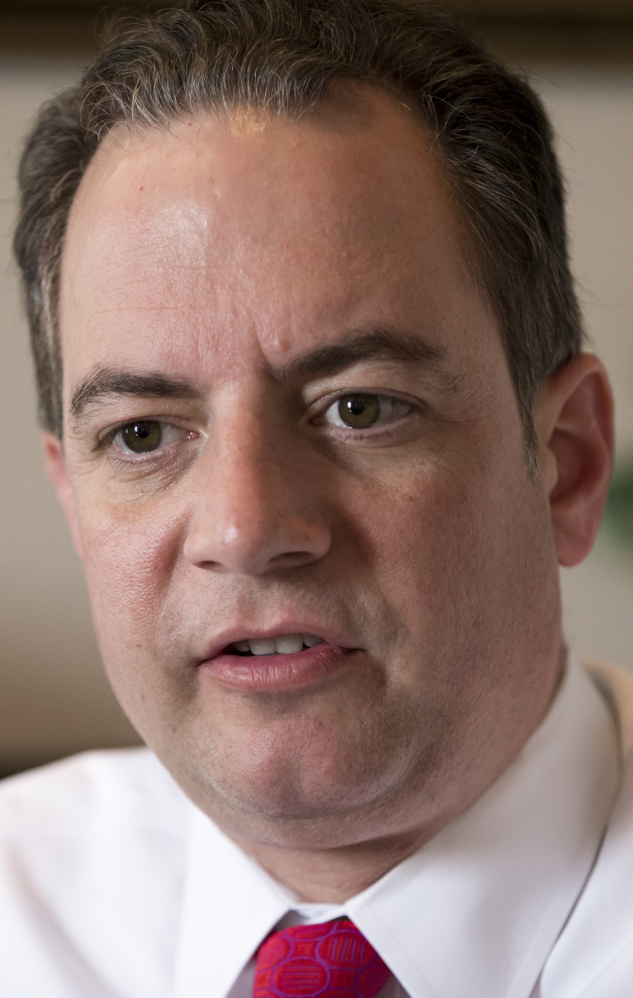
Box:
[535,354,614,568]
[43,431,84,559]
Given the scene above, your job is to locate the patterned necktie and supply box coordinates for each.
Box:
[253,917,392,997]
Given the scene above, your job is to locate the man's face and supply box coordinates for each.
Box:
[55,89,562,848]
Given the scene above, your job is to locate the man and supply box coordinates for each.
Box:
[2,0,631,995]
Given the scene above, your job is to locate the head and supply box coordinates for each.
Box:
[14,0,613,863]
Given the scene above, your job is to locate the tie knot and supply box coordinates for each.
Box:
[254,917,392,997]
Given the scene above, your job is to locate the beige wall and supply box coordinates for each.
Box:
[534,66,633,671]
[0,57,141,773]
[1,51,632,774]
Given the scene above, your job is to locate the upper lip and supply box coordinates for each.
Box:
[199,623,359,662]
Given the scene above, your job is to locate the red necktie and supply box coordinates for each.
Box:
[253,917,392,997]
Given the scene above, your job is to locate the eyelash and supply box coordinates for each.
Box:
[95,421,197,461]
[311,391,417,437]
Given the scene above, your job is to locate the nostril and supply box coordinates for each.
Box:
[183,498,331,575]
[269,550,320,569]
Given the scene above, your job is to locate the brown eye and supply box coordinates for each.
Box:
[337,394,381,429]
[120,421,163,453]
[321,393,413,433]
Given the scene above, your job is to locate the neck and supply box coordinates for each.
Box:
[229,825,437,903]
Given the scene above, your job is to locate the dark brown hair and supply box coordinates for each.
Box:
[13,0,583,468]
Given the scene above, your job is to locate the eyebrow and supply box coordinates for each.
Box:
[277,327,447,382]
[69,370,203,428]
[68,327,450,428]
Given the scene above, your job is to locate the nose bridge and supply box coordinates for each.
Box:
[214,411,283,539]
[183,404,331,575]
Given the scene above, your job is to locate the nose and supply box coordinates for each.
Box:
[182,414,332,575]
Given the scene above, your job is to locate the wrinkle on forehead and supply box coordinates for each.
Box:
[65,95,450,294]
[60,83,496,398]
[68,84,471,324]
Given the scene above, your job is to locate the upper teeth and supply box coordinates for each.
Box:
[233,634,323,655]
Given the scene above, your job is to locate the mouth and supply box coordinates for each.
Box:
[221,633,325,657]
[199,630,355,692]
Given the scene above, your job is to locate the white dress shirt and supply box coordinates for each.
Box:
[0,656,629,998]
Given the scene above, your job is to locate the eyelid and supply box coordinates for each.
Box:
[310,386,412,409]
[311,390,418,432]
[95,419,197,456]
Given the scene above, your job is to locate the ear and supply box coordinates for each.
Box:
[43,431,84,559]
[534,354,614,568]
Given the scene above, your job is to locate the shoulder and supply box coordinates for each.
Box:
[0,749,191,998]
[540,662,633,997]
[587,659,633,756]
[0,746,188,836]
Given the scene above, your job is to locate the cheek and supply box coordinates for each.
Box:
[77,498,185,669]
[358,463,482,600]
[356,451,555,667]
[76,498,209,747]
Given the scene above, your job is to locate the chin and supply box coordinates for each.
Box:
[167,742,424,851]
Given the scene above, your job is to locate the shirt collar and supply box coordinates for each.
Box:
[173,657,620,998]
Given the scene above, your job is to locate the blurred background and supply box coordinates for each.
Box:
[1,0,632,777]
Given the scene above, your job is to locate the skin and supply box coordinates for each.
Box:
[46,87,614,901]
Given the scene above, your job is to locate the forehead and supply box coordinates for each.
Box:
[59,88,493,383]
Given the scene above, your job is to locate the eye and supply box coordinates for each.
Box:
[109,420,192,456]
[322,393,411,430]
[118,421,162,453]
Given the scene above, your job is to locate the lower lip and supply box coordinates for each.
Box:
[199,643,353,692]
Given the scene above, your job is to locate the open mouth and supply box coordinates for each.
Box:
[223,633,325,657]
[203,632,348,692]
